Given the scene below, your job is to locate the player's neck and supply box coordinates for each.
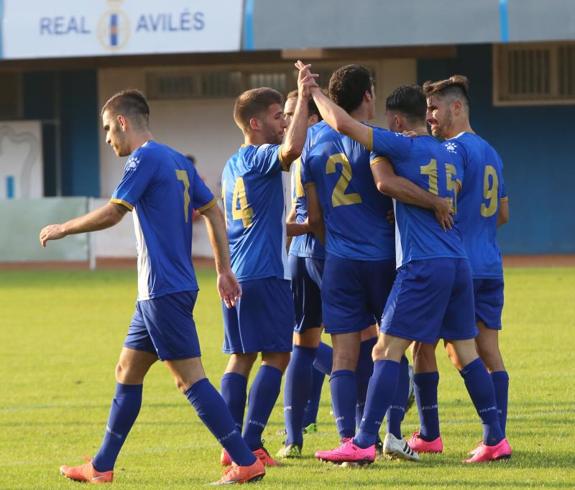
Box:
[349,106,371,123]
[129,131,154,152]
[404,124,428,136]
[244,133,267,146]
[445,120,474,139]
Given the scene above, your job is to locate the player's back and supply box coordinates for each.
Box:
[370,130,467,266]
[222,144,288,281]
[452,132,506,278]
[301,121,394,261]
[114,141,212,299]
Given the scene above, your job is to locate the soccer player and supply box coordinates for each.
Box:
[219,69,313,467]
[305,76,511,465]
[39,89,265,485]
[294,62,451,461]
[407,76,510,458]
[278,89,334,458]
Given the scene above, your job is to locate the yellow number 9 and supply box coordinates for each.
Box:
[480,165,499,218]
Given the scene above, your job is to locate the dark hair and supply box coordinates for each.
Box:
[286,89,322,120]
[422,75,470,107]
[328,64,374,114]
[233,87,284,131]
[101,89,150,127]
[385,85,427,122]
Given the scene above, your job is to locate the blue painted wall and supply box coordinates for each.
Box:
[23,70,99,197]
[418,44,575,254]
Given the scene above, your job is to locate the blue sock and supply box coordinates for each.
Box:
[243,365,282,450]
[186,378,256,466]
[386,356,409,439]
[284,346,316,446]
[330,370,357,439]
[354,360,400,448]
[313,342,333,375]
[303,367,325,427]
[92,383,143,472]
[355,337,376,428]
[491,371,509,437]
[414,371,440,441]
[221,372,247,432]
[460,358,504,446]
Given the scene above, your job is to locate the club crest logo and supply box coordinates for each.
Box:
[98,1,130,51]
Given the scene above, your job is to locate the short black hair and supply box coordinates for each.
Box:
[422,75,470,107]
[328,64,374,114]
[233,87,284,132]
[286,89,322,120]
[101,89,150,128]
[385,85,427,122]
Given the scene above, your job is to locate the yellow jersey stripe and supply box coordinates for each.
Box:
[110,198,133,211]
[197,197,217,213]
[278,146,289,171]
[370,156,387,167]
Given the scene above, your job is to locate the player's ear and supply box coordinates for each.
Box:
[117,114,128,131]
[248,117,261,132]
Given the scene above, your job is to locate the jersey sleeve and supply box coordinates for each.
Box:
[369,127,411,161]
[190,166,216,212]
[498,155,508,200]
[252,143,284,175]
[111,150,158,211]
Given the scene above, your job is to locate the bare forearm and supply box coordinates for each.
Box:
[281,96,309,167]
[63,203,125,235]
[202,206,232,274]
[287,222,311,237]
[378,176,440,209]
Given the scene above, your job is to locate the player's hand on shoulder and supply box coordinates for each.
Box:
[218,270,242,308]
[39,224,66,247]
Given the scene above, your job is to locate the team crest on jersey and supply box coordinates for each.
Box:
[125,156,141,171]
[444,142,458,153]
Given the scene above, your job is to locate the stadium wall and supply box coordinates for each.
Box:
[418,44,575,254]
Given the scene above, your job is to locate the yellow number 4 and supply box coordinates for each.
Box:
[232,177,253,228]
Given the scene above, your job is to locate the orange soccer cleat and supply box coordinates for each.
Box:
[59,459,113,484]
[212,459,265,485]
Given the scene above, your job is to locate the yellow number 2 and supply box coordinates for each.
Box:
[175,169,191,223]
[326,153,362,207]
[480,165,499,217]
[231,177,253,228]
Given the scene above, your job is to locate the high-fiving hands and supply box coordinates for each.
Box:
[295,60,319,97]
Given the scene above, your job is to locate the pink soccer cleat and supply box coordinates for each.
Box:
[315,439,376,465]
[59,459,113,484]
[464,438,512,463]
[407,432,444,453]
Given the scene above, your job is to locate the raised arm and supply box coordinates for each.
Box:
[201,203,241,308]
[279,66,313,168]
[39,202,127,247]
[371,157,454,230]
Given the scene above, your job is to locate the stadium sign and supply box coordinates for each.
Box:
[1,0,243,59]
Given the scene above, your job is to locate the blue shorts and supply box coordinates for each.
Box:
[124,291,201,361]
[473,278,504,329]
[381,258,477,344]
[322,255,396,334]
[289,255,324,333]
[223,277,294,354]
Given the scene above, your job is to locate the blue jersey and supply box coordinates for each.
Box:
[222,144,289,281]
[111,140,215,300]
[300,121,394,261]
[451,132,507,278]
[369,129,467,267]
[289,124,326,260]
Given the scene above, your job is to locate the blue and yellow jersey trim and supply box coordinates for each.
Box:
[197,197,217,213]
[370,155,387,167]
[366,127,374,151]
[500,196,509,202]
[110,198,133,211]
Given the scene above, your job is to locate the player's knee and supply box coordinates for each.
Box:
[476,346,505,372]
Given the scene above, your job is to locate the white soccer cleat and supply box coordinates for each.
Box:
[383,433,420,462]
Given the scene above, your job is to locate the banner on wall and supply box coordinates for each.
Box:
[0,121,43,199]
[2,0,243,59]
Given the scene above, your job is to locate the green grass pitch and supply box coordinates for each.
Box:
[0,266,573,489]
